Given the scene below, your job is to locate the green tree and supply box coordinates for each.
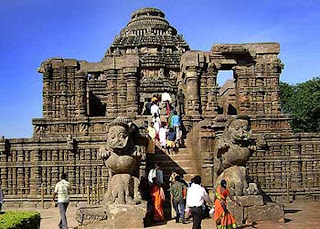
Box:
[279,77,320,132]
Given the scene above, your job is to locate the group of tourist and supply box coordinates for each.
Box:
[146,92,184,154]
[146,164,240,229]
[0,167,239,229]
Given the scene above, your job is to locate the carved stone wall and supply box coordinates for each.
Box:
[0,137,108,198]
[180,43,289,132]
[248,133,320,198]
[1,7,320,200]
[185,120,320,199]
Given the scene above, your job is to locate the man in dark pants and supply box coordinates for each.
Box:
[177,89,185,116]
[145,98,152,115]
[169,175,187,224]
[186,175,212,229]
[52,173,70,229]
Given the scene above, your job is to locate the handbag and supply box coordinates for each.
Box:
[209,207,215,215]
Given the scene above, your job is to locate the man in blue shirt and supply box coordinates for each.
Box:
[170,111,181,143]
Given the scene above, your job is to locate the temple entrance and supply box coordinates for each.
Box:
[217,70,237,116]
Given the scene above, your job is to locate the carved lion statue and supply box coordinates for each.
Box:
[98,117,145,204]
[214,116,258,196]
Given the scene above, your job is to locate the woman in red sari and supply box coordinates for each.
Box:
[150,177,165,221]
[214,180,239,229]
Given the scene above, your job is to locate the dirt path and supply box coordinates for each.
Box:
[4,200,320,229]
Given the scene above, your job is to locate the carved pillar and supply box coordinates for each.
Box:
[85,149,92,187]
[125,67,138,118]
[106,70,118,118]
[0,147,8,195]
[203,66,218,117]
[76,166,80,194]
[0,166,7,195]
[67,137,76,194]
[117,70,127,116]
[17,150,24,196]
[265,61,282,114]
[185,66,200,118]
[290,144,302,191]
[42,63,53,118]
[12,167,17,195]
[75,72,87,117]
[8,168,12,195]
[60,67,68,118]
[0,138,7,193]
[200,74,207,114]
[30,149,41,196]
[52,150,59,194]
[200,126,215,188]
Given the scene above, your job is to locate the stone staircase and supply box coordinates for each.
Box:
[146,145,198,185]
[146,144,198,220]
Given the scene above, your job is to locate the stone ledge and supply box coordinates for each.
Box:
[246,202,285,223]
[236,195,264,207]
[76,202,147,229]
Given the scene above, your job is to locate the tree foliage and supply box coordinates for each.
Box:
[279,77,320,132]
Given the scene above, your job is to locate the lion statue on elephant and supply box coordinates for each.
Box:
[98,117,146,204]
[213,116,259,196]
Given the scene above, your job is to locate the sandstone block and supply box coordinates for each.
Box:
[227,203,244,225]
[236,195,264,207]
[247,202,284,223]
[76,202,147,229]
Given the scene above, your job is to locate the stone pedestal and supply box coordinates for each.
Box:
[246,202,284,223]
[76,201,147,229]
[227,195,284,225]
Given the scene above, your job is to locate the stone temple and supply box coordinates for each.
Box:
[1,7,320,211]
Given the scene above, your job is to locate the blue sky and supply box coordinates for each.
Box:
[0,0,319,138]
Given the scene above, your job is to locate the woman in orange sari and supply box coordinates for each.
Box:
[150,177,165,221]
[214,180,239,229]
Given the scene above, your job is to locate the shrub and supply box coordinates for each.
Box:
[0,211,40,229]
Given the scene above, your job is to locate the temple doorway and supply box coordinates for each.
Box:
[216,70,237,116]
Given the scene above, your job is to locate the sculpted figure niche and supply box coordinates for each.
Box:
[98,117,145,204]
[213,116,258,196]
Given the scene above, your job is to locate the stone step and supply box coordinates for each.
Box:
[146,144,199,188]
[161,160,197,168]
[148,152,192,161]
[147,151,192,161]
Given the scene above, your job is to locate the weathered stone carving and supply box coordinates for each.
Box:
[98,117,144,204]
[169,70,176,80]
[1,8,320,210]
[75,117,147,228]
[214,116,256,195]
[215,166,247,196]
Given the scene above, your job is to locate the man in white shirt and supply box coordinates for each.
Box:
[52,173,70,229]
[161,92,172,103]
[148,163,164,185]
[151,102,160,118]
[186,175,212,229]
